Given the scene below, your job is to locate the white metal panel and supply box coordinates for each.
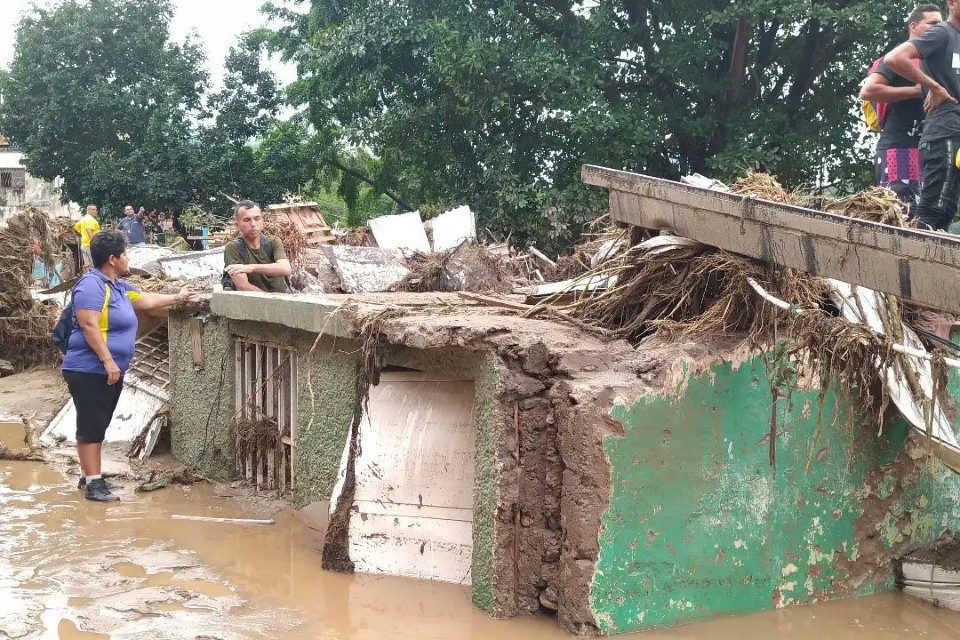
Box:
[40,385,167,445]
[430,205,476,252]
[158,246,225,279]
[347,372,476,585]
[368,211,431,255]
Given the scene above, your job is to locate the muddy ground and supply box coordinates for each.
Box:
[2,368,960,639]
[0,366,68,424]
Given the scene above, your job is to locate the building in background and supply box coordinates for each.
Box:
[0,136,78,226]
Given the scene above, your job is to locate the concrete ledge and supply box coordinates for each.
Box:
[211,291,353,338]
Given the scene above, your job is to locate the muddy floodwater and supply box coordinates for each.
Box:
[3,456,960,639]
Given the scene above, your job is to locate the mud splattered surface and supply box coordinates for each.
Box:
[2,458,960,639]
[0,366,68,424]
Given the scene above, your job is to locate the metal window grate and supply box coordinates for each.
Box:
[235,339,298,493]
[0,172,10,188]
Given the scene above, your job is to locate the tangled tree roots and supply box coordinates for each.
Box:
[553,241,828,345]
[234,418,281,454]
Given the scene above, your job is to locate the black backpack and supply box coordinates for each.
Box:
[52,273,105,353]
[221,235,275,291]
[51,302,75,354]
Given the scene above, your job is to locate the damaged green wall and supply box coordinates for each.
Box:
[291,333,358,510]
[591,354,960,634]
[168,311,236,479]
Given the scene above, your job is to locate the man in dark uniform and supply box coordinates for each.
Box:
[887,0,960,230]
[116,205,146,245]
[223,200,292,292]
[860,4,942,209]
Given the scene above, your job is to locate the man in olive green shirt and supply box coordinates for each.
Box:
[223,200,292,293]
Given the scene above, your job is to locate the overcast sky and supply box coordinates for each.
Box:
[0,0,297,87]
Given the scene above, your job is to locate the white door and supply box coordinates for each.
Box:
[348,371,476,585]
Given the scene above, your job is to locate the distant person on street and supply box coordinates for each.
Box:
[74,204,100,271]
[116,204,146,245]
[887,0,960,230]
[223,200,292,292]
[62,230,198,502]
[860,4,943,211]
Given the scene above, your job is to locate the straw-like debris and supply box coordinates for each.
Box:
[825,187,910,227]
[337,226,372,247]
[395,243,514,294]
[235,418,281,455]
[0,207,65,371]
[728,170,796,204]
[537,171,951,441]
[545,239,827,345]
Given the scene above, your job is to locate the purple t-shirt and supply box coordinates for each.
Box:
[61,270,141,375]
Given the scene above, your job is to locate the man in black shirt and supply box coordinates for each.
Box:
[888,0,960,230]
[861,5,942,209]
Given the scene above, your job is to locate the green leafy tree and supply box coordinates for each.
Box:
[265,0,915,248]
[0,0,208,214]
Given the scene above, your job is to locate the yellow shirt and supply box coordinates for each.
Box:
[74,214,100,248]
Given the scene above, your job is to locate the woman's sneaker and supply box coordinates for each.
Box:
[77,477,119,491]
[84,477,120,502]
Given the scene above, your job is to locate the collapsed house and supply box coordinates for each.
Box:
[160,169,960,635]
[8,172,960,635]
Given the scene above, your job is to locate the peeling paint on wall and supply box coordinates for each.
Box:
[591,353,960,633]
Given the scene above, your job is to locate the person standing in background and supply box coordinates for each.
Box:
[860,4,943,212]
[116,205,146,245]
[74,204,100,272]
[887,0,960,230]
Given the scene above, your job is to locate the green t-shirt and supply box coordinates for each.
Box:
[223,235,289,293]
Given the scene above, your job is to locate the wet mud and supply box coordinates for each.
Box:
[2,453,960,638]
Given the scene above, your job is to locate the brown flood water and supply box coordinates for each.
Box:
[2,456,960,639]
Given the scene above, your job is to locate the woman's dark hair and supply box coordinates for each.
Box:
[90,230,127,268]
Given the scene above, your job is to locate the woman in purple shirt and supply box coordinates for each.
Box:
[63,230,198,502]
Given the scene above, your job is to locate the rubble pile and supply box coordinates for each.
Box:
[396,243,515,294]
[529,174,954,444]
[0,207,63,371]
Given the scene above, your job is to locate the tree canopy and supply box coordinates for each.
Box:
[265,0,916,246]
[0,0,208,212]
[0,0,395,224]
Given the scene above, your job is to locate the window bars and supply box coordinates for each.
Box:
[235,339,298,493]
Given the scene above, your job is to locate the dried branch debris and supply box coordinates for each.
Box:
[0,207,65,371]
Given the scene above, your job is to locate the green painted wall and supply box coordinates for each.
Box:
[591,354,960,634]
[168,311,236,479]
[291,334,359,510]
[227,321,360,510]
